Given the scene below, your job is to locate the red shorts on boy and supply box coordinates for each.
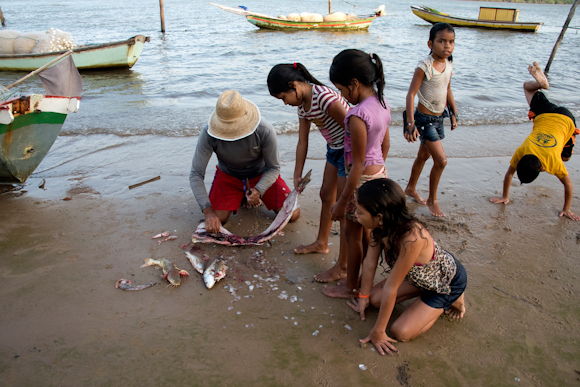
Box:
[208,167,290,212]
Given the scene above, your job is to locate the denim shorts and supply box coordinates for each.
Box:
[326,145,346,177]
[414,110,445,145]
[420,260,467,310]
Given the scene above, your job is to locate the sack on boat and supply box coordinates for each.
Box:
[287,13,301,21]
[33,28,76,54]
[278,15,288,20]
[13,33,41,54]
[300,12,323,22]
[0,30,20,54]
[346,14,359,21]
[323,12,347,22]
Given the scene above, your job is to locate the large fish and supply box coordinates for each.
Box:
[191,170,311,246]
[203,258,228,289]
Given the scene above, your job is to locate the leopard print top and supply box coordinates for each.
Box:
[382,239,457,295]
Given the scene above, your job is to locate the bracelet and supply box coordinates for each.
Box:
[358,293,370,298]
[407,121,415,126]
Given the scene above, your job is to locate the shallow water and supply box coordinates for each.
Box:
[0,0,578,137]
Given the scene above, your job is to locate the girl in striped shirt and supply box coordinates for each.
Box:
[268,63,350,283]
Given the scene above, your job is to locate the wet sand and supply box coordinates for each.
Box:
[1,128,580,386]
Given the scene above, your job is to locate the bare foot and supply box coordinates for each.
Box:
[322,284,358,299]
[294,240,330,255]
[313,264,347,283]
[445,293,466,319]
[405,188,427,205]
[427,199,446,217]
[528,62,549,89]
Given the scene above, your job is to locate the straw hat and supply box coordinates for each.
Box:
[208,90,261,141]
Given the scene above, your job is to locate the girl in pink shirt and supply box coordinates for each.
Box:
[323,49,391,299]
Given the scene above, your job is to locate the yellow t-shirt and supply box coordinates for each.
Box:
[510,113,576,178]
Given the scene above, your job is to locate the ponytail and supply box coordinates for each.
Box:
[267,63,325,96]
[329,49,387,109]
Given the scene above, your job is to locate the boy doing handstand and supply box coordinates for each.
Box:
[491,62,579,221]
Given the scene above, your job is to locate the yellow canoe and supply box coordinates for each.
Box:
[411,5,542,32]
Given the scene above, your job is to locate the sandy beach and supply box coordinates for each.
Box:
[1,127,580,386]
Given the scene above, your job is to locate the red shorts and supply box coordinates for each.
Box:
[208,167,291,212]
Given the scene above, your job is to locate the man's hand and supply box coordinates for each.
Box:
[203,207,222,233]
[246,188,262,208]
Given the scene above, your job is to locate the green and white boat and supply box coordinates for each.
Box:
[0,35,150,71]
[0,94,79,184]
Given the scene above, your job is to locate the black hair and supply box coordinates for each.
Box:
[329,49,387,109]
[356,178,425,265]
[267,63,325,96]
[429,22,455,62]
[516,154,542,184]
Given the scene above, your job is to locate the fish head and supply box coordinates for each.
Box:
[165,271,181,287]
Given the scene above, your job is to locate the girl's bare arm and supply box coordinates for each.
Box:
[326,100,348,129]
[447,81,458,130]
[331,115,367,221]
[294,118,310,189]
[381,127,390,161]
[405,68,426,142]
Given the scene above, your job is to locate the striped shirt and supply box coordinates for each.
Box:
[297,85,349,149]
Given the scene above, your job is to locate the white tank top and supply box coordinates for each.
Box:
[416,55,453,115]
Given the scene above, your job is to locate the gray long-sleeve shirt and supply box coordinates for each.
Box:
[189,119,281,211]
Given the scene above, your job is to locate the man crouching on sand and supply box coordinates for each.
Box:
[491,62,579,221]
[189,90,300,233]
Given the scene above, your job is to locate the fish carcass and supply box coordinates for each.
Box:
[115,279,156,291]
[191,169,311,246]
[140,258,189,287]
[203,258,228,289]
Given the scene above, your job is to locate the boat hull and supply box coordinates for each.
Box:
[246,15,376,30]
[0,35,150,71]
[0,95,74,184]
[411,6,542,32]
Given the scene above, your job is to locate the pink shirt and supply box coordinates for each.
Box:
[344,94,390,169]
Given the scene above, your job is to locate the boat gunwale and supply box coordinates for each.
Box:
[246,14,376,29]
[0,35,150,59]
[410,5,542,28]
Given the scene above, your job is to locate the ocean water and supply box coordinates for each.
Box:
[0,0,579,160]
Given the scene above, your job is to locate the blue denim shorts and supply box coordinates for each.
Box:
[326,145,346,177]
[420,260,467,310]
[414,110,445,145]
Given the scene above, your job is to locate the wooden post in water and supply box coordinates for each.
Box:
[545,0,579,74]
[159,0,166,33]
[329,0,332,14]
[0,6,6,26]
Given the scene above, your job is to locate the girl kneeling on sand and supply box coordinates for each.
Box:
[348,178,466,356]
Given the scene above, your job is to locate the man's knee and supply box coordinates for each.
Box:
[289,208,300,223]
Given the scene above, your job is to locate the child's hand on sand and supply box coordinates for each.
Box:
[360,329,399,356]
[490,196,509,205]
[559,210,580,221]
[347,297,369,321]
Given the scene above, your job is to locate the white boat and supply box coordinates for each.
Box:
[0,35,150,71]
